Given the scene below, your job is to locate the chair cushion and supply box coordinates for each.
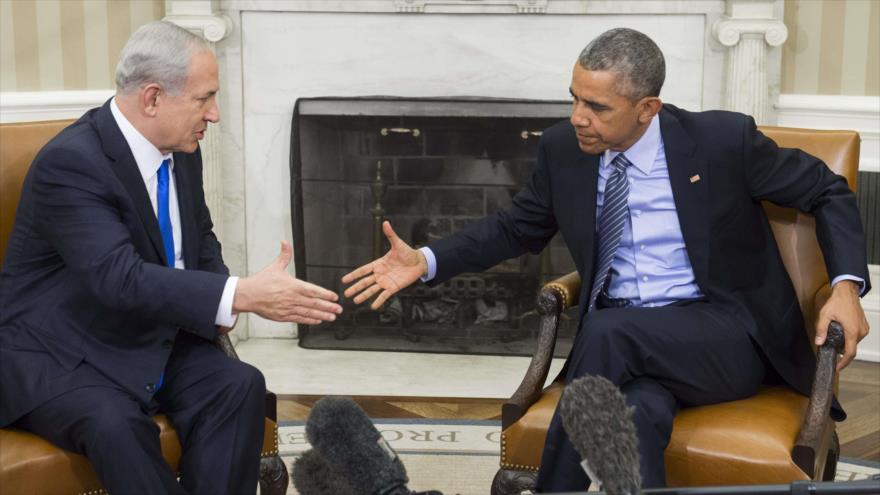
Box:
[500,384,812,485]
[0,415,279,495]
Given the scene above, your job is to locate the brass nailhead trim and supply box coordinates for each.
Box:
[545,284,568,308]
[498,431,540,472]
[261,422,280,457]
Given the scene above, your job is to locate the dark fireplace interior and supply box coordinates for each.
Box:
[290,97,580,356]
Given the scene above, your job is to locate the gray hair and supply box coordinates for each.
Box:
[578,28,665,101]
[115,21,208,95]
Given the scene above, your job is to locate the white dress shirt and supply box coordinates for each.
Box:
[110,98,237,327]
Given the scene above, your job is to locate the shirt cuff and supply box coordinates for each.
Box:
[419,246,437,282]
[214,276,239,327]
[831,274,867,296]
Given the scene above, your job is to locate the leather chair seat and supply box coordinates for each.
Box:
[0,416,279,495]
[501,383,812,486]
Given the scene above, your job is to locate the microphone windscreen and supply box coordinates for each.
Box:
[292,449,354,495]
[559,375,641,495]
[305,397,409,495]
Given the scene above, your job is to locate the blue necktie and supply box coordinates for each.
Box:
[155,159,173,393]
[588,153,633,312]
[157,159,175,268]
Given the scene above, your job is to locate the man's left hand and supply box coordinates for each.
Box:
[815,280,870,372]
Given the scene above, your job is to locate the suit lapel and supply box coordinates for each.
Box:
[95,100,169,265]
[659,108,710,288]
[173,154,199,269]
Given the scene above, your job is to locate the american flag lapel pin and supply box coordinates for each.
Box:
[689,174,701,183]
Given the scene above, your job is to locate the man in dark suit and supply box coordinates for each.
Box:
[341,28,871,491]
[0,21,342,494]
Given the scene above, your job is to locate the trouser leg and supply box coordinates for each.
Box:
[157,332,266,495]
[15,383,185,494]
[535,301,764,492]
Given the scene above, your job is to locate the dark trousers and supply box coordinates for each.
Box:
[535,300,765,493]
[15,332,266,495]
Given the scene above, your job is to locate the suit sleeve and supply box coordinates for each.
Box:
[742,117,871,294]
[428,134,559,283]
[32,146,227,339]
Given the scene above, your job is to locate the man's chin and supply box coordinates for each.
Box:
[577,141,605,155]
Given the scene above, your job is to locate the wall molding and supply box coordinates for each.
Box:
[0,90,115,123]
[858,264,880,363]
[775,93,880,173]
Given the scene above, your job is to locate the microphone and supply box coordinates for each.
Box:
[291,448,354,495]
[305,396,443,495]
[559,374,641,495]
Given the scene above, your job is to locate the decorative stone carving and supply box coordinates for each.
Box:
[164,14,233,42]
[712,15,787,124]
[393,0,548,13]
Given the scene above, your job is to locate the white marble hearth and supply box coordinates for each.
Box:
[236,338,566,397]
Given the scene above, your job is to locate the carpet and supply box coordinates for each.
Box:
[279,420,879,494]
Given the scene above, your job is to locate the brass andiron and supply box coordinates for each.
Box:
[370,160,387,259]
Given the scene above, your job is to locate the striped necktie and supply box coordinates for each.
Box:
[157,159,174,267]
[588,153,633,312]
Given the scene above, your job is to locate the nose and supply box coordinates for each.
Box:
[205,101,220,124]
[570,104,589,128]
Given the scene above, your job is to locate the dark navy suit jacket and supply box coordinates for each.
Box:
[0,100,229,426]
[428,105,870,419]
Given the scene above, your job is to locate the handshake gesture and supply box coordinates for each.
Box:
[235,221,426,329]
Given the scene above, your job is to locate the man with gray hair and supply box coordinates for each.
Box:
[342,27,870,491]
[0,21,342,493]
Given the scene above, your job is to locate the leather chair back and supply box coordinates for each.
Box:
[759,127,860,337]
[0,119,75,265]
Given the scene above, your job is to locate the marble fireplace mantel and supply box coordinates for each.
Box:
[164,0,786,339]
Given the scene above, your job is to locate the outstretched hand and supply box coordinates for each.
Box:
[815,280,869,372]
[342,221,428,310]
[233,241,343,325]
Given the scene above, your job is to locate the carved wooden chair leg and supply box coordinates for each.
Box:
[259,454,289,495]
[821,431,840,482]
[491,468,537,495]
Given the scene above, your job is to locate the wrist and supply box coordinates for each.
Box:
[417,250,428,278]
[232,277,252,313]
[832,279,860,296]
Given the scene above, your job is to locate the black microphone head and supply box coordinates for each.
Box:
[305,397,409,495]
[292,449,354,495]
[559,375,641,495]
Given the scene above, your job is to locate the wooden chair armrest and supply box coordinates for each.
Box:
[502,271,581,429]
[214,333,239,359]
[543,271,582,311]
[792,320,844,478]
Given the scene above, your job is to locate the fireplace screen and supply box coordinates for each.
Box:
[291,97,579,356]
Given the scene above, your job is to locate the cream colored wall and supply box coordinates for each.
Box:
[0,0,164,92]
[782,0,879,96]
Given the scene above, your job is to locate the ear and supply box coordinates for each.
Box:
[637,97,662,124]
[141,84,162,117]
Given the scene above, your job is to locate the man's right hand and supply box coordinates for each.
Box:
[233,241,343,325]
[342,221,427,310]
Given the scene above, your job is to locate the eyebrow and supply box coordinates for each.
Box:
[569,88,608,109]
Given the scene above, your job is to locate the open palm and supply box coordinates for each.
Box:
[342,221,427,310]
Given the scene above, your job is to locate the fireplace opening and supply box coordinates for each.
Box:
[291,97,580,356]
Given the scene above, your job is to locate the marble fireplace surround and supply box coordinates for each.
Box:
[164,0,786,339]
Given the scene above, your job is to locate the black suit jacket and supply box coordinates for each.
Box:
[0,100,229,426]
[428,105,870,418]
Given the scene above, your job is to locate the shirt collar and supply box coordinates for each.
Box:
[110,97,173,183]
[603,114,661,175]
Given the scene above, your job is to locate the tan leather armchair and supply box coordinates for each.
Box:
[0,120,289,495]
[491,126,860,494]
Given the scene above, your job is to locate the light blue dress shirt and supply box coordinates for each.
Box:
[597,115,701,307]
